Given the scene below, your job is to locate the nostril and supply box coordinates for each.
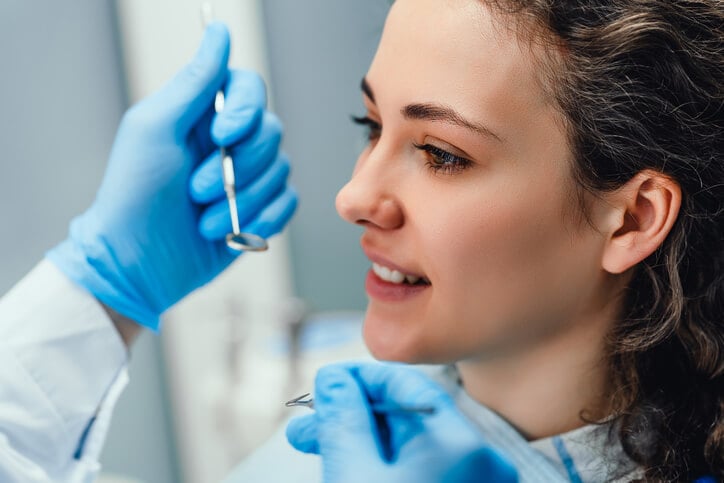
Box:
[378,199,404,230]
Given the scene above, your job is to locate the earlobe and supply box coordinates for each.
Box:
[601,171,682,275]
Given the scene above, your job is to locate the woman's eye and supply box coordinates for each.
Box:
[351,115,382,142]
[413,143,472,174]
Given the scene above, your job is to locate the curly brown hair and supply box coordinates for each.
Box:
[482,0,723,480]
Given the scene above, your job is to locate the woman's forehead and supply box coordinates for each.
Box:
[372,0,546,95]
[367,0,555,142]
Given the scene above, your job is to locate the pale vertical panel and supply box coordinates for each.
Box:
[116,0,272,99]
[115,2,294,482]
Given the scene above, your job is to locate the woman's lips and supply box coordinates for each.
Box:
[365,269,431,302]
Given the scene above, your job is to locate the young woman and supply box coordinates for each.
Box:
[239,0,722,481]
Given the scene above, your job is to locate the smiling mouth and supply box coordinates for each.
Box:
[372,262,431,286]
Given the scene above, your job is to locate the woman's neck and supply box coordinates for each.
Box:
[456,311,614,440]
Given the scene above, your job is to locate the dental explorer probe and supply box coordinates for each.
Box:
[285,393,437,416]
[202,3,268,252]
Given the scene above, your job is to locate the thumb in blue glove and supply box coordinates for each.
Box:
[48,22,297,330]
[286,363,519,483]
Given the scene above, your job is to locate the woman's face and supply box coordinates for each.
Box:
[337,0,610,363]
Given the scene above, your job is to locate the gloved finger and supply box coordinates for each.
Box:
[146,22,230,135]
[313,365,386,460]
[198,154,290,240]
[189,112,283,203]
[442,446,519,483]
[356,363,456,413]
[211,69,268,147]
[286,414,320,454]
[354,363,481,454]
[239,185,298,240]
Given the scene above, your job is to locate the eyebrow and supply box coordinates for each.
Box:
[360,77,502,142]
[361,78,375,103]
[403,103,503,142]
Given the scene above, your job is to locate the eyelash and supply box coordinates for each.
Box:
[351,115,472,175]
[412,143,472,175]
[351,115,381,141]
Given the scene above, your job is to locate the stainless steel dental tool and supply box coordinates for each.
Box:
[202,3,268,252]
[285,393,437,415]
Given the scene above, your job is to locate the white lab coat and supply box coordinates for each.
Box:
[0,260,128,483]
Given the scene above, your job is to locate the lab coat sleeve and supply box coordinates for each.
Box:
[0,259,129,483]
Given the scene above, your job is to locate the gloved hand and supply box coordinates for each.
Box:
[48,22,297,330]
[286,363,519,483]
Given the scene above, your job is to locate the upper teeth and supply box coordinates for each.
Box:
[372,263,423,285]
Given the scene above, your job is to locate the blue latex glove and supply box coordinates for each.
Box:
[286,363,519,483]
[48,22,297,330]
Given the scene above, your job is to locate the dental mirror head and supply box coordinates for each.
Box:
[226,232,268,252]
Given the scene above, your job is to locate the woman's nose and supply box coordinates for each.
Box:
[335,157,404,230]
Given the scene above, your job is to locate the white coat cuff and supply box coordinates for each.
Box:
[0,259,129,479]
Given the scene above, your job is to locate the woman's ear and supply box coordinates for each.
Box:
[601,170,682,275]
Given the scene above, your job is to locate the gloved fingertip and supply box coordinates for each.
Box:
[286,415,320,455]
[241,186,298,239]
[274,186,299,228]
[200,21,230,54]
[189,22,230,84]
[157,21,230,130]
[211,107,264,146]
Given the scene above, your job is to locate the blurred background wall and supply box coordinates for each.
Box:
[0,2,181,482]
[0,1,389,482]
[262,0,390,312]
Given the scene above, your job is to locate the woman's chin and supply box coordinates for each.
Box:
[362,315,429,363]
